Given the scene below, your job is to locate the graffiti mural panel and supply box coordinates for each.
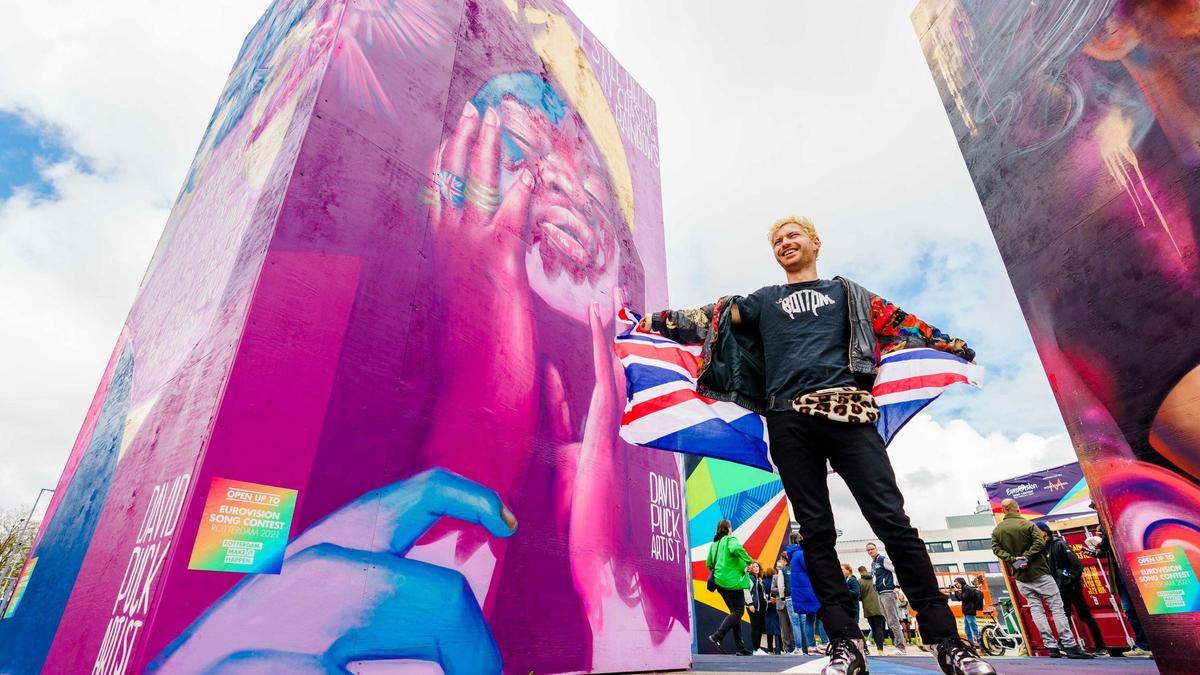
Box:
[0,1,687,673]
[914,1,1200,668]
[686,456,790,653]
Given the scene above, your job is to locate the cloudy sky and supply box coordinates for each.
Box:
[0,1,1076,536]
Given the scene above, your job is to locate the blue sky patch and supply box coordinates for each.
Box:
[0,112,70,200]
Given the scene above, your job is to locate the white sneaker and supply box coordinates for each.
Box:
[887,646,906,656]
[754,649,769,655]
[1124,647,1153,658]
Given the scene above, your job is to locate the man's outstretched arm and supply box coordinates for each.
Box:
[870,295,975,361]
[638,303,719,345]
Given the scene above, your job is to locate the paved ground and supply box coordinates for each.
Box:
[685,652,1159,674]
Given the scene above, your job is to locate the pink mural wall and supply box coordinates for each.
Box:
[914,1,1200,670]
[0,1,690,673]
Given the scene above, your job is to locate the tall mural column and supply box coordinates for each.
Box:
[913,2,1200,671]
[0,1,689,674]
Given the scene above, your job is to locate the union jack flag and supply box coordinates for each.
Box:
[614,308,982,472]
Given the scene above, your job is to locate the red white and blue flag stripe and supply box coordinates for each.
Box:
[615,309,982,472]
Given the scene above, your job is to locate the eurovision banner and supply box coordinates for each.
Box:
[187,478,297,574]
[983,461,1094,523]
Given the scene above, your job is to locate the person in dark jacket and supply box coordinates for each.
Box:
[642,216,991,675]
[764,567,783,654]
[950,577,983,649]
[788,533,822,655]
[706,519,754,655]
[858,567,887,654]
[775,552,796,653]
[1037,523,1106,655]
[748,562,768,654]
[842,564,861,623]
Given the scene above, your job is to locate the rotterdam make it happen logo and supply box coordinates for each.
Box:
[778,289,835,319]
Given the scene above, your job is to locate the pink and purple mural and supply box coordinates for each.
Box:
[914,1,1200,670]
[0,1,689,673]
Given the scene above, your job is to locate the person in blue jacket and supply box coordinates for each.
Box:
[786,532,822,655]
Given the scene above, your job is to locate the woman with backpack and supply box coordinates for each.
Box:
[706,519,755,655]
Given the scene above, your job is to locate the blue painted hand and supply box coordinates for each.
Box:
[150,469,517,675]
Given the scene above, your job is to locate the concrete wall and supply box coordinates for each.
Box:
[0,1,689,673]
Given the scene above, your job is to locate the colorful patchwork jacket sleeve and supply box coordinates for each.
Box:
[869,296,976,362]
[649,304,717,346]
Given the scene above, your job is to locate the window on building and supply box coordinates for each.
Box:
[958,538,991,552]
[964,562,1002,574]
[925,541,954,553]
[932,563,959,573]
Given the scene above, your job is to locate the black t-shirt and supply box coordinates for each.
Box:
[736,279,856,399]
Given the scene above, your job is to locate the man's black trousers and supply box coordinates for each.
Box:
[766,410,957,641]
[1060,582,1106,648]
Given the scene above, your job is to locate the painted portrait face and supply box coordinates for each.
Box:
[473,74,625,323]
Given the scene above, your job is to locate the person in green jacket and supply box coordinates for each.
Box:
[857,568,886,654]
[706,519,755,655]
[990,499,1092,660]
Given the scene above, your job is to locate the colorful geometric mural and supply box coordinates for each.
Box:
[0,1,688,673]
[914,1,1200,669]
[686,456,791,653]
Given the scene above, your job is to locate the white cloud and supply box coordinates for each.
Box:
[827,414,1077,538]
[0,0,272,508]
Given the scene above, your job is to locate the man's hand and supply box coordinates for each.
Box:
[638,315,652,332]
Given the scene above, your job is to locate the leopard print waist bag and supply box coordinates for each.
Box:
[790,387,880,424]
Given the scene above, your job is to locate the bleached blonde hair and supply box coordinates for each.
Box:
[768,215,818,244]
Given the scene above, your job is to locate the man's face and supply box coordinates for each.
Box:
[866,543,878,559]
[772,223,819,272]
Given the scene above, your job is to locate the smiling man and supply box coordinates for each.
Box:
[640,216,992,675]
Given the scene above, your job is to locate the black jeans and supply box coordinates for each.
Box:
[714,587,746,650]
[866,615,887,650]
[750,604,765,651]
[1060,582,1105,648]
[766,411,957,641]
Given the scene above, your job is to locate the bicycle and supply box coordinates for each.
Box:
[979,599,1024,657]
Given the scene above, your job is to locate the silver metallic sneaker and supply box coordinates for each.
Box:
[821,638,867,675]
[935,637,997,675]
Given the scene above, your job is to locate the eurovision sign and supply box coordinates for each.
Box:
[983,461,1094,523]
[187,478,297,574]
[1126,547,1200,615]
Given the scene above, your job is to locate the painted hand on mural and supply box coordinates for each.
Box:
[151,469,516,674]
[567,293,627,629]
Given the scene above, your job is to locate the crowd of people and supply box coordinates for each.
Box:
[708,526,937,658]
[707,503,1156,664]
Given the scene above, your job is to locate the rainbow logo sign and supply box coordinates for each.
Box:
[1126,546,1200,615]
[187,478,298,574]
[2,557,37,619]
